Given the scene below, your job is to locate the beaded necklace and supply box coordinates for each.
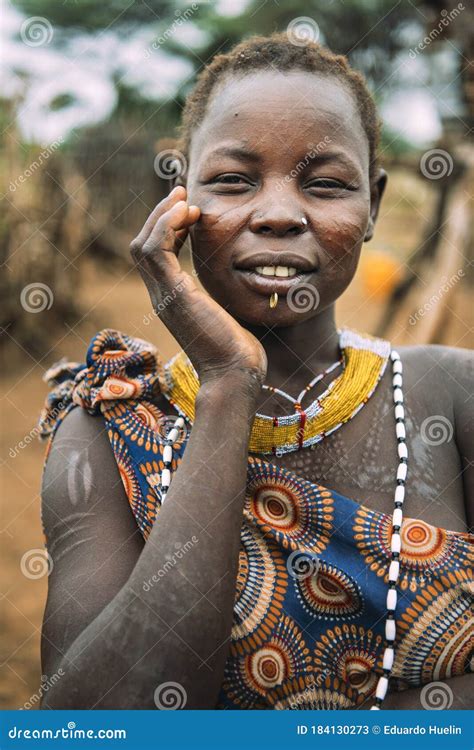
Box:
[161,328,391,455]
[158,336,407,709]
[262,356,343,415]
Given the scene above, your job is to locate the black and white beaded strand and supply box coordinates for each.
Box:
[371,349,407,709]
[159,417,185,504]
[158,356,406,708]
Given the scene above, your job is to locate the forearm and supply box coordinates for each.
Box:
[43,372,260,709]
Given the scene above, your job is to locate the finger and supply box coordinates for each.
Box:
[133,185,187,247]
[175,205,200,251]
[145,201,199,255]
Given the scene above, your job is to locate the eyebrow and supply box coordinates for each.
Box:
[205,145,262,163]
[297,149,362,175]
[205,143,363,176]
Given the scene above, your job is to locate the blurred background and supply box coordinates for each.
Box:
[1,0,472,709]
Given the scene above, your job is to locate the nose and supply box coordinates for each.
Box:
[249,201,308,238]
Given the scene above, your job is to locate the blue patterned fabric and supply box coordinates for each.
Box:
[39,329,474,709]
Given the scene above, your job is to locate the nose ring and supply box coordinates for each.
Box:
[301,217,308,226]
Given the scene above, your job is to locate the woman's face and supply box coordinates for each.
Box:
[184,70,385,328]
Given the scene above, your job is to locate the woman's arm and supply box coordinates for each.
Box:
[42,185,268,709]
[42,370,260,709]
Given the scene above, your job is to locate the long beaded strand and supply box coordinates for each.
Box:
[157,348,406,710]
[371,349,407,709]
[160,417,185,504]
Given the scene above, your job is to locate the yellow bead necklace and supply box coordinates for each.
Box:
[160,328,390,455]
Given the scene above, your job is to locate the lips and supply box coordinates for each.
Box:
[234,268,316,296]
[234,253,317,296]
[235,253,316,273]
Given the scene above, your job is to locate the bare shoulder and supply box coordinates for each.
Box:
[397,343,473,407]
[397,344,474,524]
[41,405,142,549]
[40,406,143,677]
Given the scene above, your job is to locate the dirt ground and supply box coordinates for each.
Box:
[1,169,472,709]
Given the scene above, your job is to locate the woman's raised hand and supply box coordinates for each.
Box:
[130,186,267,387]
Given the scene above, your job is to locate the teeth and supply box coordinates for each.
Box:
[254,266,299,277]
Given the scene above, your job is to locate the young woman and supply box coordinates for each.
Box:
[38,33,473,710]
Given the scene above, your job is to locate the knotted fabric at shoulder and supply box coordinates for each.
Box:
[38,328,164,439]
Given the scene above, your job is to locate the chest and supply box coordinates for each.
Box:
[252,366,466,531]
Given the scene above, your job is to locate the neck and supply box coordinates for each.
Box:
[240,306,341,390]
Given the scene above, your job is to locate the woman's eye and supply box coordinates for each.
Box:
[307,178,349,190]
[212,174,244,183]
[209,174,251,187]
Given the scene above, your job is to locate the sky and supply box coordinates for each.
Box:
[0,0,461,147]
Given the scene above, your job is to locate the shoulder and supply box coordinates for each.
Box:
[39,327,167,440]
[398,344,473,465]
[41,406,117,515]
[41,405,142,548]
[397,344,473,407]
[396,344,473,522]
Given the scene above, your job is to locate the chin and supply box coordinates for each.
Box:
[232,299,321,330]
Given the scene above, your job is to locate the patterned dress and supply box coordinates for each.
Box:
[39,328,474,709]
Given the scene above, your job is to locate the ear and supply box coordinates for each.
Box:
[168,164,187,194]
[169,161,187,192]
[364,168,387,242]
[154,137,188,194]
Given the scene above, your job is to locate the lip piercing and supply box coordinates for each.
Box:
[269,292,278,309]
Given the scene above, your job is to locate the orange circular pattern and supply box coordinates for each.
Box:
[296,562,363,619]
[353,507,473,590]
[246,459,334,554]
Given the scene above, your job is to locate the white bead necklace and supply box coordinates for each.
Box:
[370,349,407,709]
[159,417,185,504]
[158,349,407,710]
[261,357,343,409]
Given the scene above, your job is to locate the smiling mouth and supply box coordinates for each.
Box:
[253,265,298,278]
[235,253,317,275]
[234,265,317,296]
